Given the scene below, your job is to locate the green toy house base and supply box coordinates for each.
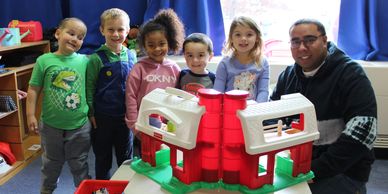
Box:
[131,149,314,194]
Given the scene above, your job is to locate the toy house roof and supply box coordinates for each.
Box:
[238,93,320,155]
[135,88,205,150]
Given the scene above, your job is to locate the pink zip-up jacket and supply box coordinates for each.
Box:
[125,57,180,129]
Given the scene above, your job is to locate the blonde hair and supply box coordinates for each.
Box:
[100,8,130,28]
[58,17,88,37]
[223,16,263,67]
[58,17,87,32]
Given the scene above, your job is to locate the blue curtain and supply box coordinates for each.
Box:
[143,0,225,55]
[0,0,225,55]
[338,0,388,60]
[66,0,148,54]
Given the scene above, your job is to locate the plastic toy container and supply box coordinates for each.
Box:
[74,180,128,194]
[8,20,43,42]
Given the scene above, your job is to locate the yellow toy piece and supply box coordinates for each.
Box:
[167,121,176,132]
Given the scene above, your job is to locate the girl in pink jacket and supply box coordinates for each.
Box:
[125,9,185,157]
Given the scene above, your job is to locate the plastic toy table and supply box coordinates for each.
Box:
[111,160,312,194]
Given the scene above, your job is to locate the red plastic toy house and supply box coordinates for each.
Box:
[134,87,319,190]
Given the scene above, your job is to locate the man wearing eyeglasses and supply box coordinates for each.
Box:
[271,19,377,194]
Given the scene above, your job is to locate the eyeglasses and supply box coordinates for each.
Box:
[290,35,324,49]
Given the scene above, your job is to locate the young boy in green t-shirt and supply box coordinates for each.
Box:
[26,17,91,194]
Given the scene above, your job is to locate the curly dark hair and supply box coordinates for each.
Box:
[138,9,185,54]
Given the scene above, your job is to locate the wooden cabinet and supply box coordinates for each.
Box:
[0,41,50,184]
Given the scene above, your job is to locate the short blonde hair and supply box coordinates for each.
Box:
[100,8,130,28]
[57,17,87,36]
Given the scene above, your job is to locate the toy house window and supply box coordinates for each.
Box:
[175,149,184,171]
[258,155,268,176]
[262,113,304,142]
[148,114,177,136]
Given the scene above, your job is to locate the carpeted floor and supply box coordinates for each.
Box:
[0,150,118,194]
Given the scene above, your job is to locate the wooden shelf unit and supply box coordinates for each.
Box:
[0,41,50,185]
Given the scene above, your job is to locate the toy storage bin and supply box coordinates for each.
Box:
[75,180,129,194]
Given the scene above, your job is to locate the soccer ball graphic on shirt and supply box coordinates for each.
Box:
[65,93,80,109]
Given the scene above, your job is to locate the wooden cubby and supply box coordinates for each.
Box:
[0,41,50,185]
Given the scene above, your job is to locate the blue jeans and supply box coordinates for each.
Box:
[92,114,133,180]
[309,174,366,194]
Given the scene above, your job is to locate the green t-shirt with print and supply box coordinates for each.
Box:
[29,52,89,130]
